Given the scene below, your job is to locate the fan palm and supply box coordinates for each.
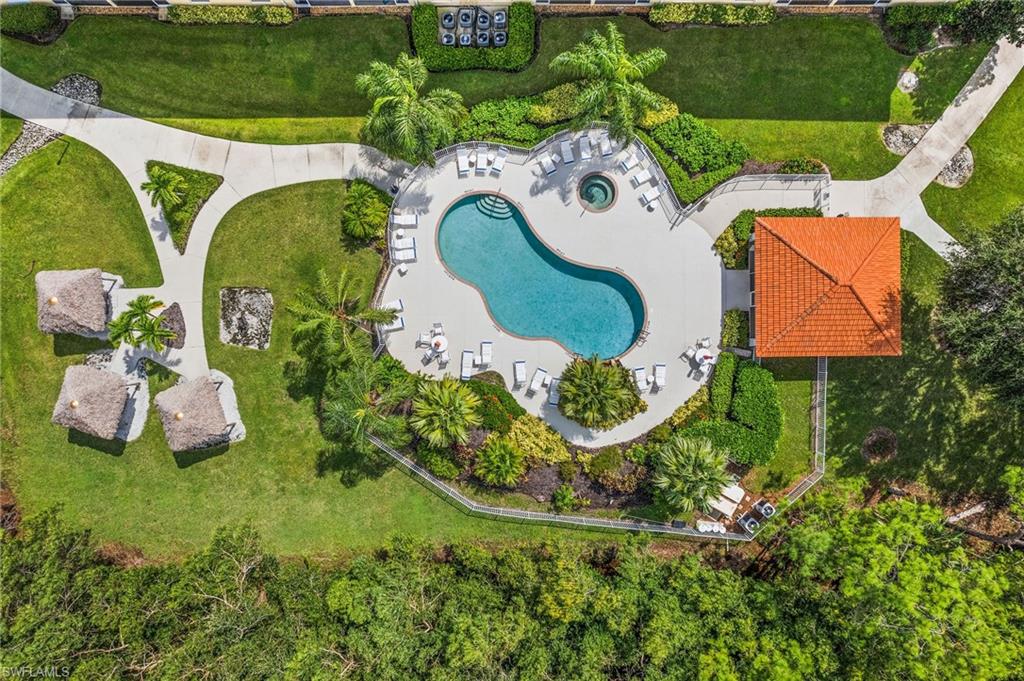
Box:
[651,435,731,515]
[287,268,397,367]
[322,356,414,453]
[140,166,188,209]
[410,377,482,448]
[356,53,467,164]
[475,438,526,488]
[549,22,667,142]
[557,355,638,430]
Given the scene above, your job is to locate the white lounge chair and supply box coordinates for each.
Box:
[379,316,404,333]
[722,483,746,505]
[513,360,526,388]
[538,153,556,175]
[392,212,418,227]
[560,139,575,164]
[619,153,639,173]
[598,131,613,157]
[547,378,561,406]
[631,167,653,187]
[579,135,593,161]
[382,298,403,313]
[528,368,548,396]
[479,341,492,367]
[393,247,417,263]
[490,147,508,176]
[633,366,648,393]
[460,349,474,380]
[653,363,666,390]
[640,185,662,206]
[392,236,415,251]
[475,144,489,175]
[456,148,471,176]
[438,351,450,366]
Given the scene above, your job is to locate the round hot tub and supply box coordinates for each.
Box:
[578,173,617,212]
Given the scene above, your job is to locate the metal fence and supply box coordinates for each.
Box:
[364,357,828,543]
[678,173,832,221]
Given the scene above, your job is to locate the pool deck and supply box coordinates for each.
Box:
[379,130,822,446]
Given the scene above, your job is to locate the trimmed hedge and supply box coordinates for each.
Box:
[651,114,749,176]
[527,82,585,125]
[144,161,223,254]
[0,4,58,36]
[166,6,293,25]
[715,207,822,269]
[721,309,750,349]
[638,131,740,204]
[709,351,737,419]
[413,3,535,72]
[459,97,543,146]
[467,379,526,435]
[416,443,461,480]
[649,3,776,26]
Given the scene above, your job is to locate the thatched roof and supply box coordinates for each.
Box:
[36,268,107,335]
[51,365,128,440]
[154,376,228,451]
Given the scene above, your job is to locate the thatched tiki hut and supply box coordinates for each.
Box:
[52,366,129,440]
[36,268,108,336]
[155,376,230,452]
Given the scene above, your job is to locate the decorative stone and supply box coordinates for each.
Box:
[882,124,974,188]
[897,70,919,94]
[158,303,186,350]
[219,287,273,350]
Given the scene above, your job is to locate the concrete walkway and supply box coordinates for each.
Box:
[1,68,410,379]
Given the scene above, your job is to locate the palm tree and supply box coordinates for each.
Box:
[475,438,526,487]
[107,295,175,352]
[134,315,176,354]
[651,435,731,515]
[410,377,482,448]
[322,356,414,453]
[140,166,188,209]
[549,22,667,142]
[356,53,467,164]
[287,268,397,367]
[557,355,638,430]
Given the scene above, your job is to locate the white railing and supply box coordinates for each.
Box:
[679,173,832,220]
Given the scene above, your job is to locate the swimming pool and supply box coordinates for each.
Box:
[436,194,644,358]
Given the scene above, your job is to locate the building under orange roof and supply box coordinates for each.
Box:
[752,216,901,358]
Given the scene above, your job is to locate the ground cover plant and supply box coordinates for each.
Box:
[166,5,292,26]
[0,3,57,37]
[648,3,776,26]
[412,2,534,72]
[143,161,221,253]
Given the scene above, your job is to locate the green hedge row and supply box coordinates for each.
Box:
[651,114,749,176]
[721,309,750,349]
[166,6,293,26]
[637,131,740,205]
[413,3,535,72]
[884,0,1024,52]
[715,207,822,269]
[649,3,776,26]
[709,351,737,419]
[0,4,58,36]
[680,361,782,465]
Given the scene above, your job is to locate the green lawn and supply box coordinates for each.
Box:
[922,72,1024,240]
[0,14,987,179]
[826,233,1022,498]
[1,111,23,155]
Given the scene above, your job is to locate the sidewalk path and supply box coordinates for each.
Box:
[1,68,410,378]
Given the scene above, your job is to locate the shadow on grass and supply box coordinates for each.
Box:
[828,292,1022,498]
[173,444,229,469]
[283,360,327,404]
[53,334,109,357]
[316,441,392,487]
[68,429,126,456]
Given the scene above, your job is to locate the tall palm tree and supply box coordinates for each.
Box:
[140,166,188,209]
[322,356,414,453]
[107,295,175,352]
[549,22,667,142]
[356,53,467,164]
[651,435,731,515]
[410,377,482,448]
[557,355,637,430]
[287,268,397,367]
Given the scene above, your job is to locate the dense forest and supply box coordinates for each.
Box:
[2,489,1022,679]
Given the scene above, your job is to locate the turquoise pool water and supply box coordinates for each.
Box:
[437,194,644,358]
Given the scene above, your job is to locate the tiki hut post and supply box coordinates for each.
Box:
[51,366,129,440]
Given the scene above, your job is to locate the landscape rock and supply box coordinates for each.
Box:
[158,303,186,350]
[897,70,919,94]
[219,287,273,350]
[882,123,974,188]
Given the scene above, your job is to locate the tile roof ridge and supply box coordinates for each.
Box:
[843,216,900,287]
[759,285,839,353]
[844,279,901,355]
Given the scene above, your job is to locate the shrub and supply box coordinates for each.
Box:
[475,437,526,487]
[721,309,750,349]
[558,356,645,430]
[884,3,956,51]
[625,443,650,466]
[649,3,776,26]
[458,97,542,146]
[166,5,293,25]
[715,207,821,269]
[144,161,222,254]
[552,483,578,513]
[651,114,749,176]
[467,380,524,435]
[558,459,577,482]
[646,423,673,444]
[639,95,679,131]
[0,4,58,36]
[505,414,569,464]
[709,352,737,419]
[527,83,586,125]
[416,443,462,480]
[413,3,535,72]
[667,385,710,429]
[778,157,826,175]
[341,180,390,241]
[637,131,740,204]
[585,446,624,479]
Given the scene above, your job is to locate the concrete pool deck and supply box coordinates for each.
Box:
[379,130,822,446]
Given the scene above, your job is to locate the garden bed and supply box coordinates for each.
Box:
[144,161,222,253]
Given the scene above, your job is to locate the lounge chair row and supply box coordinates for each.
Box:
[377,298,405,334]
[537,131,613,175]
[619,152,663,211]
[512,361,560,405]
[457,145,509,178]
[632,363,667,393]
[457,341,493,380]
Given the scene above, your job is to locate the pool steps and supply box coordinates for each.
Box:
[476,194,514,220]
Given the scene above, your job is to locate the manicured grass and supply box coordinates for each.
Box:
[889,42,992,123]
[150,116,364,145]
[746,359,815,495]
[1,111,23,155]
[145,160,222,253]
[826,232,1022,497]
[922,72,1024,240]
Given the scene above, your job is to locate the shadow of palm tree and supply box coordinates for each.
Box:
[315,440,392,487]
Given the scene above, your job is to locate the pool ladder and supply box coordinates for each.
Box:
[476,195,514,220]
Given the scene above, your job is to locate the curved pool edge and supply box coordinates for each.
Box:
[432,190,650,360]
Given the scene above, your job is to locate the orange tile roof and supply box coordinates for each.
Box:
[754,217,901,357]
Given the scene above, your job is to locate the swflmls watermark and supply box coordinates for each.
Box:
[0,667,70,679]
